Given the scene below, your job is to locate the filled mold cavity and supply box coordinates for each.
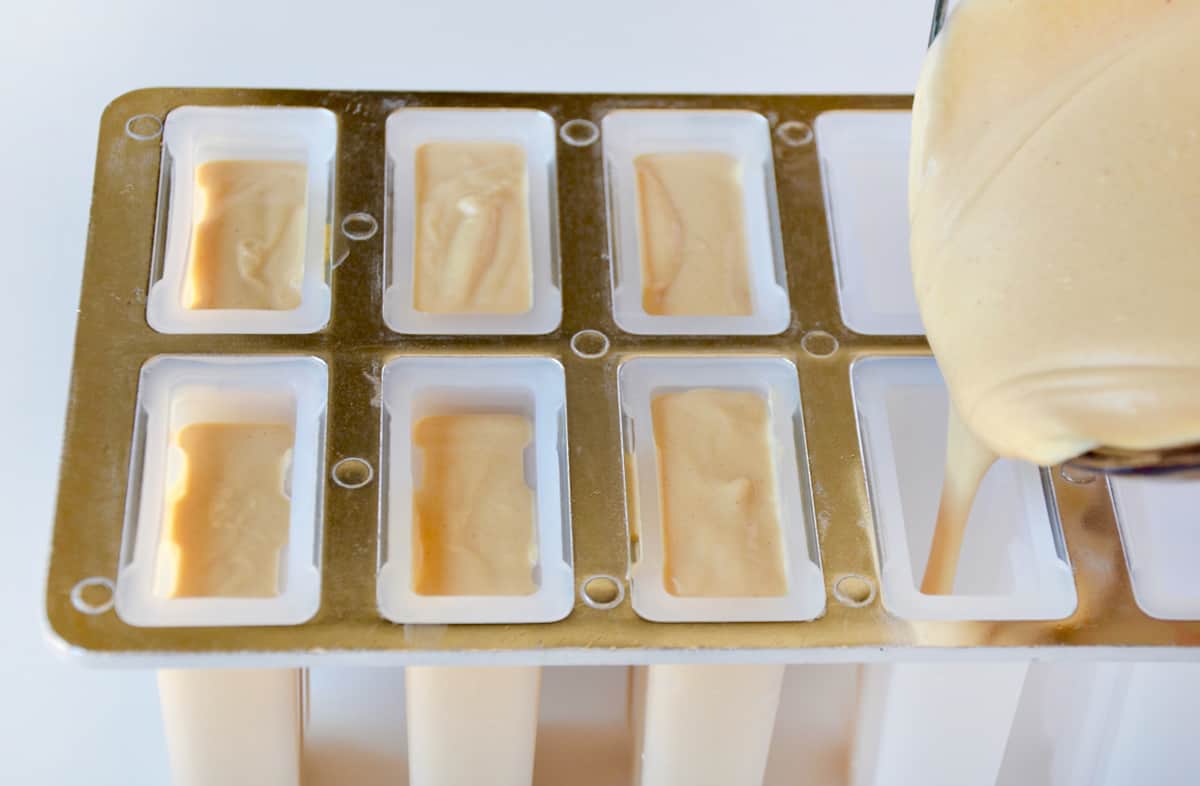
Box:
[383,108,562,335]
[147,106,337,334]
[116,355,327,626]
[377,357,573,624]
[602,110,790,336]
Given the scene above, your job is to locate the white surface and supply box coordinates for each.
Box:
[1,1,931,783]
[117,356,326,627]
[852,357,1077,620]
[377,357,573,624]
[383,108,562,335]
[148,106,336,334]
[602,110,790,335]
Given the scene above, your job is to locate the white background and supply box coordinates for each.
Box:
[0,1,931,782]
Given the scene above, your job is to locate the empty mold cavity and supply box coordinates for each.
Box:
[602,110,790,335]
[378,357,573,624]
[618,357,824,622]
[815,111,922,336]
[147,106,337,334]
[1110,477,1200,620]
[851,356,1076,620]
[116,355,326,626]
[383,109,562,335]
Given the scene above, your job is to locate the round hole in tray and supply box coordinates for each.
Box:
[570,329,610,359]
[1060,465,1097,485]
[71,577,115,615]
[125,114,163,141]
[560,118,600,148]
[332,457,374,489]
[341,212,379,242]
[801,330,839,357]
[581,575,624,610]
[776,119,814,147]
[833,574,876,608]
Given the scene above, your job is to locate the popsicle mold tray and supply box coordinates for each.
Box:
[46,89,1200,665]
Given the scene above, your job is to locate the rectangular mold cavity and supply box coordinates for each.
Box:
[601,110,790,336]
[1110,478,1200,620]
[377,357,573,624]
[116,355,327,627]
[618,356,824,622]
[383,109,562,335]
[815,111,923,336]
[146,106,337,334]
[851,356,1076,620]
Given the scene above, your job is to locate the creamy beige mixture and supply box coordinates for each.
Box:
[164,422,293,598]
[413,142,533,314]
[651,389,786,597]
[921,408,998,595]
[411,414,537,596]
[635,152,753,316]
[911,0,1200,592]
[186,160,307,310]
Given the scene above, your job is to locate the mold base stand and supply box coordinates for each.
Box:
[632,664,785,786]
[850,662,1027,786]
[157,668,302,786]
[405,665,540,786]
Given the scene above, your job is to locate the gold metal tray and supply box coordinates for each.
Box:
[45,88,1200,665]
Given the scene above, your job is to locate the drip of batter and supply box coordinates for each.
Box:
[911,0,1200,593]
[920,408,996,595]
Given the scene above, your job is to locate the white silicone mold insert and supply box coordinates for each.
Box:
[1110,477,1200,620]
[815,111,923,336]
[377,357,573,624]
[602,110,790,336]
[116,355,327,627]
[383,108,562,335]
[147,106,337,334]
[618,356,824,622]
[852,356,1076,620]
